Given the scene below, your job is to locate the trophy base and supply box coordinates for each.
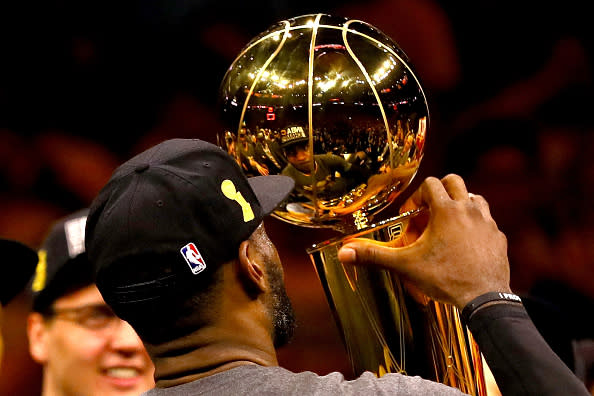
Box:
[307,210,487,395]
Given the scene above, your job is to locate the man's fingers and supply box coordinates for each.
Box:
[441,174,469,201]
[407,176,450,210]
[407,174,471,211]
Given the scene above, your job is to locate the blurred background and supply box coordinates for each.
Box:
[1,1,593,394]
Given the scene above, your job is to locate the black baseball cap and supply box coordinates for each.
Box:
[31,209,92,313]
[280,125,309,148]
[85,138,294,310]
[0,239,37,305]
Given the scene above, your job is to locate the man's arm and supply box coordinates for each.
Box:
[468,302,586,395]
[337,174,589,395]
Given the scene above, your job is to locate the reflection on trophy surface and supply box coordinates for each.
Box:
[217,13,486,395]
[308,213,486,395]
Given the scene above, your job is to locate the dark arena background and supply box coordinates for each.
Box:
[1,1,593,394]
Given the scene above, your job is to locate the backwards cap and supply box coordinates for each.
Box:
[85,138,294,310]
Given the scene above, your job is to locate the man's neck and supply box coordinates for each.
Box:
[40,371,61,396]
[147,325,278,388]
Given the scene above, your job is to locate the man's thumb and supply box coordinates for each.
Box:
[338,239,411,273]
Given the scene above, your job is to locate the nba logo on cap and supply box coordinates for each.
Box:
[180,242,206,275]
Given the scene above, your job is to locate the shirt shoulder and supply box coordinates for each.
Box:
[142,365,465,395]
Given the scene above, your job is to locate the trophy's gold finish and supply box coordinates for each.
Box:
[307,212,487,395]
[218,13,486,395]
[218,13,428,232]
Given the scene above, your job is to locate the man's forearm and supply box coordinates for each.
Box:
[467,302,589,395]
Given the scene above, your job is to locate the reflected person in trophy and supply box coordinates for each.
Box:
[280,125,368,203]
[254,131,285,174]
[237,127,269,177]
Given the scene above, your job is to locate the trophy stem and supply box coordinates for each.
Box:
[307,210,487,395]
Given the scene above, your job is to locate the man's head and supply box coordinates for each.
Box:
[284,142,312,173]
[84,139,296,349]
[26,210,154,396]
[281,126,312,172]
[239,127,248,141]
[0,238,37,367]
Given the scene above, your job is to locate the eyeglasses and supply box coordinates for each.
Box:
[46,304,121,331]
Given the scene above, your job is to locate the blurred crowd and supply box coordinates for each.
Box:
[1,0,593,394]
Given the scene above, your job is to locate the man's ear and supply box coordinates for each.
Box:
[27,312,50,364]
[238,239,267,296]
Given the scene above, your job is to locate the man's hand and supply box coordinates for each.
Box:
[337,174,512,309]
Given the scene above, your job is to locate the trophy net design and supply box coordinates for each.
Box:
[217,13,486,395]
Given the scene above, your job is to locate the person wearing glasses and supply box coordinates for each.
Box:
[26,209,155,396]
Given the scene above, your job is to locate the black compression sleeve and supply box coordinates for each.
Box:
[467,303,589,395]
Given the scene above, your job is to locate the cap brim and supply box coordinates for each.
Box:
[0,239,38,305]
[281,137,309,148]
[248,175,295,215]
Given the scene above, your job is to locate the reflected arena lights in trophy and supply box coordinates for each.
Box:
[218,13,428,232]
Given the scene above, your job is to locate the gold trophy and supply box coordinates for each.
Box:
[217,13,486,395]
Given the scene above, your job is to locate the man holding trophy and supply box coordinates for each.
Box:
[82,137,588,395]
[83,13,588,396]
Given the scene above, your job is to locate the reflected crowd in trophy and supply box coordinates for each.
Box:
[220,118,425,229]
[224,118,425,177]
[1,0,593,395]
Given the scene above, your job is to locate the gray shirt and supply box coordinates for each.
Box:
[142,364,465,396]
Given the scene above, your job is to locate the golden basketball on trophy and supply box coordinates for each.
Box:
[217,13,486,395]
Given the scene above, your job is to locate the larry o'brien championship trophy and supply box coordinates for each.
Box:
[217,14,487,395]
